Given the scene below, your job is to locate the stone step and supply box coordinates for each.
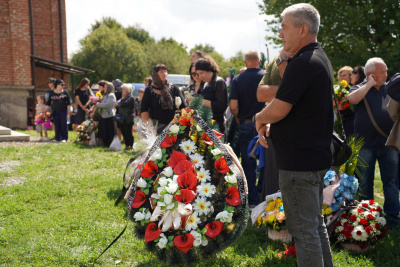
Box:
[0,126,12,135]
[0,130,30,142]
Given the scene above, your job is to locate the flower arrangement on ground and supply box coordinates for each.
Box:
[76,119,98,141]
[125,103,248,264]
[326,200,388,252]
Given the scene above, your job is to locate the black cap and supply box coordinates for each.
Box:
[54,79,65,87]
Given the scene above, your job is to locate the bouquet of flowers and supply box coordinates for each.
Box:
[124,106,248,264]
[326,200,388,252]
[333,80,351,111]
[255,196,286,231]
[76,119,98,141]
[90,92,102,105]
[35,111,52,129]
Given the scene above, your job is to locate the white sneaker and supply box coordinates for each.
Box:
[39,137,44,141]
[61,140,67,143]
[43,137,49,141]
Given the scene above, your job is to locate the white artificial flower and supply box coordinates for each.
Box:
[164,194,173,205]
[162,167,174,177]
[149,148,163,161]
[224,173,237,184]
[375,216,386,226]
[190,230,202,247]
[335,226,344,233]
[197,168,211,183]
[371,211,380,218]
[157,186,165,196]
[193,197,212,216]
[134,211,145,221]
[179,140,197,155]
[211,148,222,156]
[169,124,180,134]
[165,181,179,194]
[350,208,358,216]
[351,226,368,241]
[158,177,170,187]
[157,233,168,249]
[137,178,147,188]
[189,153,205,168]
[185,212,200,231]
[173,175,179,183]
[215,210,233,223]
[196,124,203,132]
[197,183,216,197]
[175,96,182,109]
[202,239,208,246]
[151,193,160,199]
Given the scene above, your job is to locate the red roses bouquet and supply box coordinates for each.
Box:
[326,200,388,252]
[125,108,248,264]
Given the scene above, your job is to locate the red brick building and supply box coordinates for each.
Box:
[0,0,92,129]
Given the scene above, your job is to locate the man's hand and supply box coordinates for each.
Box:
[257,124,270,148]
[366,74,377,87]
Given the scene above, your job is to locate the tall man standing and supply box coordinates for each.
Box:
[254,4,333,266]
[229,50,265,208]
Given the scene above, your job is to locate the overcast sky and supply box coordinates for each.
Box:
[65,0,281,62]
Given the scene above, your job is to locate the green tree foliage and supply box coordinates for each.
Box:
[258,0,400,77]
[125,24,155,44]
[190,43,216,54]
[90,17,123,33]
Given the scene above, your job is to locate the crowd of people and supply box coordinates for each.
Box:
[32,3,400,266]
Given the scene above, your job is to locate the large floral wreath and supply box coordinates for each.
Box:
[125,108,248,264]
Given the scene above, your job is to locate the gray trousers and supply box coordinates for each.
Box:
[279,169,333,267]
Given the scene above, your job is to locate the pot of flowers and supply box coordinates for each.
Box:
[76,119,98,145]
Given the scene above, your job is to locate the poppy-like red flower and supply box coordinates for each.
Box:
[140,161,158,178]
[226,186,241,206]
[174,188,196,204]
[365,226,373,234]
[359,218,369,226]
[205,221,224,239]
[367,214,374,220]
[341,213,349,219]
[160,134,178,148]
[174,160,196,175]
[177,172,198,191]
[131,190,146,208]
[349,215,357,222]
[173,233,194,253]
[145,222,161,243]
[369,200,376,205]
[168,150,187,169]
[202,130,224,145]
[178,117,190,126]
[215,156,230,174]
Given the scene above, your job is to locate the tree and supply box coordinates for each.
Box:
[90,17,123,33]
[125,24,155,44]
[258,0,400,77]
[190,44,216,54]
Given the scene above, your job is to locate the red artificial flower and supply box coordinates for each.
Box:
[140,161,159,178]
[362,203,369,208]
[375,223,381,229]
[174,188,196,204]
[131,190,146,209]
[202,130,224,145]
[365,226,373,234]
[356,230,363,236]
[367,214,374,220]
[177,172,198,191]
[370,208,376,212]
[343,222,349,228]
[369,200,376,205]
[346,225,354,232]
[360,218,369,226]
[344,231,352,239]
[376,207,383,213]
[357,208,364,214]
[341,213,349,219]
[168,150,187,169]
[160,134,178,148]
[173,233,194,253]
[174,160,196,175]
[349,215,357,222]
[340,230,347,236]
[226,186,241,206]
[145,222,161,243]
[178,117,190,126]
[205,221,224,239]
[215,156,230,174]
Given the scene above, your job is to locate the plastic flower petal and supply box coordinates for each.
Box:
[165,181,179,194]
[179,140,197,154]
[145,222,161,243]
[140,161,159,178]
[215,210,233,223]
[202,130,223,145]
[226,186,241,206]
[134,211,145,221]
[149,148,163,161]
[190,230,203,247]
[162,166,174,177]
[205,221,224,239]
[197,183,216,197]
[168,150,187,168]
[185,212,200,231]
[169,124,180,134]
[211,148,222,156]
[131,190,146,208]
[193,197,212,216]
[160,134,178,148]
[215,156,230,174]
[174,160,197,175]
[177,171,198,191]
[137,178,147,188]
[157,233,168,249]
[189,153,205,168]
[173,233,194,253]
[163,194,173,205]
[197,168,211,183]
[224,173,237,184]
[174,188,196,204]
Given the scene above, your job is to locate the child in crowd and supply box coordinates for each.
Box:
[35,95,49,141]
[70,103,79,131]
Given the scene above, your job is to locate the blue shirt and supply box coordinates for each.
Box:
[349,81,394,147]
[229,68,265,120]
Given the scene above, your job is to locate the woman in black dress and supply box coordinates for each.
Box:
[74,77,93,124]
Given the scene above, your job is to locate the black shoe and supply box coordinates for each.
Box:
[387,220,398,230]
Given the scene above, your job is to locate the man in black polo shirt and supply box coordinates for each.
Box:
[254,3,333,266]
[348,57,399,230]
[229,50,265,208]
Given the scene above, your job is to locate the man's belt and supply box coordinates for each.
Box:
[239,119,253,124]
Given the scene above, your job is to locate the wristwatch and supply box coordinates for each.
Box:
[252,114,257,123]
[275,57,287,66]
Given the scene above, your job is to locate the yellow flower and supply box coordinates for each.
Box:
[96,92,103,98]
[340,80,348,87]
[325,207,333,215]
[267,214,275,223]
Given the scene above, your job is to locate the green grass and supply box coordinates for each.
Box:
[0,131,399,266]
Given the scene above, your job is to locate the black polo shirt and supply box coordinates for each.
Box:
[229,68,265,120]
[270,43,333,171]
[349,81,394,147]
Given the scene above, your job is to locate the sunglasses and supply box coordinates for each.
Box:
[191,72,198,76]
[60,84,65,86]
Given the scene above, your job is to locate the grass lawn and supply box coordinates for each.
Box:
[0,130,400,266]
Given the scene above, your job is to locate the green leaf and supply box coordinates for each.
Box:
[168,236,174,241]
[158,162,163,168]
[152,198,158,205]
[143,189,149,195]
[226,206,235,213]
[162,148,166,153]
[167,241,173,247]
[201,228,207,234]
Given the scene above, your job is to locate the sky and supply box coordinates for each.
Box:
[65,0,281,62]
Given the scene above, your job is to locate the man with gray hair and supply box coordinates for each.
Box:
[348,57,399,230]
[229,50,265,208]
[254,3,333,266]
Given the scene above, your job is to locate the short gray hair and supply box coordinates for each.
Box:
[122,83,134,94]
[281,3,320,35]
[364,57,386,75]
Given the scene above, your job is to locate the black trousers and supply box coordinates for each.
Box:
[120,122,134,147]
